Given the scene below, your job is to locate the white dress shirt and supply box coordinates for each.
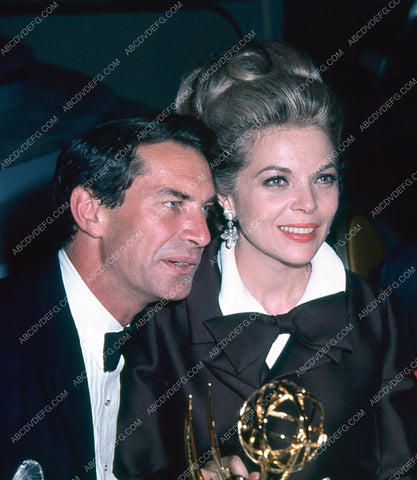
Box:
[218,241,346,368]
[58,248,124,480]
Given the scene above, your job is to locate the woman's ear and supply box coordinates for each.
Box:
[217,194,236,216]
[70,186,104,238]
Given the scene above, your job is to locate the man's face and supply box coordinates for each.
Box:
[97,140,215,306]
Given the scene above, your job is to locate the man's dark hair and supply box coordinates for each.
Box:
[52,114,214,243]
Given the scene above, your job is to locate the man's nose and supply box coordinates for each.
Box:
[181,212,211,247]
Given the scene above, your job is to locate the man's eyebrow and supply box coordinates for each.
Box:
[157,188,191,200]
[205,195,218,204]
[156,189,217,204]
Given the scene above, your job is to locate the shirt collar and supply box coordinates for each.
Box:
[58,248,123,370]
[298,241,346,304]
[218,241,346,316]
[218,242,267,315]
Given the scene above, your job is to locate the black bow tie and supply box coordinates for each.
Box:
[103,327,133,372]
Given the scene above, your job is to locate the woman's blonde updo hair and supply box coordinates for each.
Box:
[176,40,343,196]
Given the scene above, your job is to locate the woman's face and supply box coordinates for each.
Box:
[222,126,339,267]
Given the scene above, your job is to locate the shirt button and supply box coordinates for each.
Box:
[104,464,108,471]
[104,399,111,406]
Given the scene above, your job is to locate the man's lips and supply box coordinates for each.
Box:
[162,256,201,271]
[164,257,199,266]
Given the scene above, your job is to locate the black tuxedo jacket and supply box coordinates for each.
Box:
[1,255,96,480]
[115,240,417,480]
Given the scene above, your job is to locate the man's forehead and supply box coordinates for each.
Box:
[135,140,206,168]
[132,141,214,197]
[135,141,211,185]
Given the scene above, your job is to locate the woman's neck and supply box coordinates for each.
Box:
[234,241,312,315]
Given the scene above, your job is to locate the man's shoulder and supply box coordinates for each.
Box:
[0,253,66,337]
[1,253,62,300]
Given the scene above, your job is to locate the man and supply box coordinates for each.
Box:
[1,115,216,480]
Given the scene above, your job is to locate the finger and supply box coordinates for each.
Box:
[201,467,219,480]
[221,455,249,477]
[202,460,218,473]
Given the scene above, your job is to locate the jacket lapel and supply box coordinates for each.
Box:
[204,312,280,389]
[34,255,96,478]
[186,238,223,344]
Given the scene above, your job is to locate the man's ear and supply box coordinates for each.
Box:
[70,186,105,238]
[217,194,236,216]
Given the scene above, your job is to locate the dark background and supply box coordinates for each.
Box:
[0,0,416,276]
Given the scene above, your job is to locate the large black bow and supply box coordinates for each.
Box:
[203,292,353,388]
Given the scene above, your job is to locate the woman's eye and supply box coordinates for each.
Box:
[263,176,288,187]
[316,174,337,185]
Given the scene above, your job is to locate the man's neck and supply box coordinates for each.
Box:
[64,240,147,326]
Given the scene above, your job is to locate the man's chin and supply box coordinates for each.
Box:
[163,278,193,301]
[167,287,193,302]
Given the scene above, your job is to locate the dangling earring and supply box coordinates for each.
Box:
[221,208,239,249]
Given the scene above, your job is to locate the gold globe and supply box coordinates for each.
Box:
[238,380,327,480]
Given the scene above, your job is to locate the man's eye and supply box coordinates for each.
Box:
[262,176,288,187]
[164,200,180,209]
[202,204,214,215]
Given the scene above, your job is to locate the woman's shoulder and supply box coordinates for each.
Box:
[344,267,408,313]
[342,269,397,331]
[345,269,381,296]
[344,268,406,341]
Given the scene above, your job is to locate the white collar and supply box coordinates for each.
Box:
[218,243,267,315]
[218,241,346,316]
[58,248,123,370]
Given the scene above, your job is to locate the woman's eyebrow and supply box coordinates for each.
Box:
[315,162,337,173]
[255,166,292,176]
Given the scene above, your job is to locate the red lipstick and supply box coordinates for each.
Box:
[278,223,319,243]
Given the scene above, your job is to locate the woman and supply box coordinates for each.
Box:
[115,41,417,480]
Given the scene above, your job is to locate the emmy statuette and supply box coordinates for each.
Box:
[185,380,327,480]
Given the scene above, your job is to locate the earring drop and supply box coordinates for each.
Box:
[221,208,239,249]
